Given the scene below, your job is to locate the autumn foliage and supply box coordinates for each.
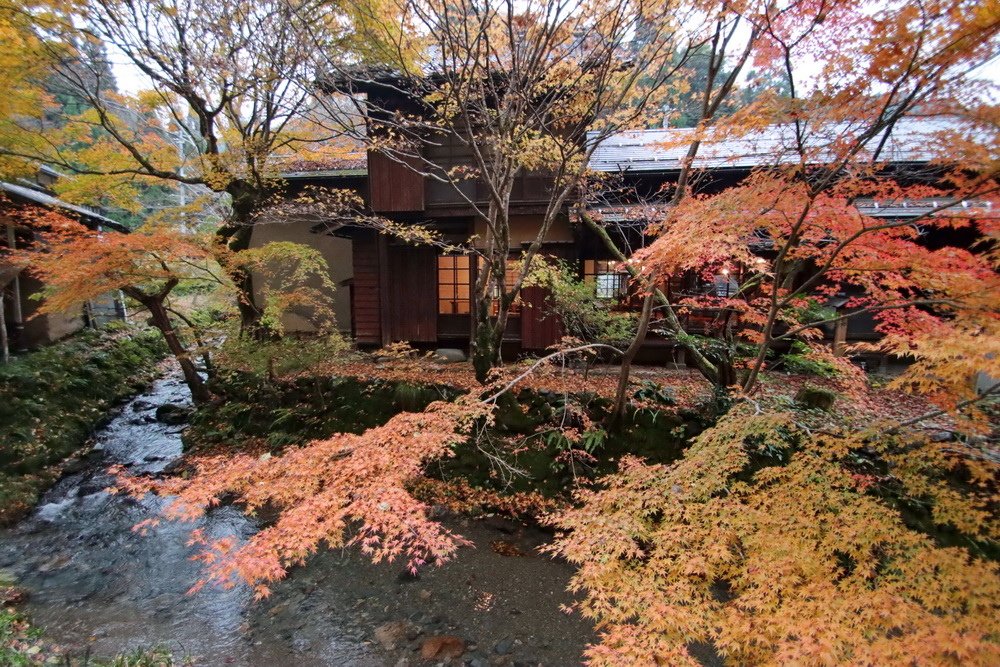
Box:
[6,0,995,664]
[549,407,1000,665]
[114,396,490,598]
[14,208,340,402]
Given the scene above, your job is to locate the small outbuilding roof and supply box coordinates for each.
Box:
[1,181,129,233]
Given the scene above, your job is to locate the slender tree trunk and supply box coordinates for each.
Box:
[130,290,212,404]
[579,212,723,388]
[218,181,269,339]
[6,226,24,351]
[218,221,266,338]
[608,291,654,430]
[470,233,513,383]
[166,305,214,377]
[0,292,8,364]
[472,296,501,383]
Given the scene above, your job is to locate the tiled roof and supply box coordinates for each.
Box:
[0,181,128,232]
[277,156,367,177]
[589,198,994,222]
[274,135,368,178]
[853,197,994,218]
[588,117,962,173]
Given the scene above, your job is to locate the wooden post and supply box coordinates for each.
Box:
[0,291,8,364]
[377,233,391,347]
[833,317,848,357]
[6,225,24,350]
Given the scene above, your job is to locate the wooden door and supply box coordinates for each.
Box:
[385,245,438,343]
[520,285,562,350]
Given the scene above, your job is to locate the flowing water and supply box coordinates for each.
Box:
[0,372,592,665]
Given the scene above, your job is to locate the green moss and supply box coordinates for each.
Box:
[0,325,167,525]
[0,608,44,667]
[434,393,698,499]
[188,371,461,451]
[190,369,709,509]
[494,391,543,433]
[794,384,838,411]
[1,608,187,666]
[392,382,439,412]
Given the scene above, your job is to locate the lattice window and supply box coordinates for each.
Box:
[712,272,739,297]
[437,255,471,314]
[583,259,629,299]
[478,257,522,316]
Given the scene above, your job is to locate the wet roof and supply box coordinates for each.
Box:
[588,117,962,173]
[0,181,128,232]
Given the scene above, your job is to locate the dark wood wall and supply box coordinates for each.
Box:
[352,231,382,343]
[352,233,575,350]
[385,245,438,342]
[520,285,562,350]
[518,243,574,350]
[352,232,439,345]
[369,151,424,213]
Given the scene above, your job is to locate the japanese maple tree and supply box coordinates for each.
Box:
[586,0,1000,404]
[548,2,1000,662]
[15,209,338,403]
[99,2,1000,664]
[1,0,401,335]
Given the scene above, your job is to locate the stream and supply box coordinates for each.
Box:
[0,372,593,665]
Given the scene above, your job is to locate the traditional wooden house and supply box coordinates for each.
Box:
[582,121,994,365]
[255,114,991,362]
[1,167,127,353]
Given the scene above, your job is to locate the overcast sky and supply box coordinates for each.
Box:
[108,37,1000,100]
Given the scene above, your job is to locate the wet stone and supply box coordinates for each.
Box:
[62,458,90,475]
[155,403,192,425]
[433,348,467,363]
[374,620,419,651]
[0,585,29,605]
[494,638,515,655]
[420,635,466,661]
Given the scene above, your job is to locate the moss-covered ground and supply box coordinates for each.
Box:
[0,325,167,525]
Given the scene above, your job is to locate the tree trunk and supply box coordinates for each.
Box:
[218,182,269,338]
[139,294,212,404]
[0,292,8,364]
[471,296,502,383]
[579,212,724,389]
[717,358,738,387]
[218,221,266,338]
[166,305,214,377]
[608,291,654,430]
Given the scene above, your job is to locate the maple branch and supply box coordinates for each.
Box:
[774,298,964,341]
[578,210,722,385]
[481,343,624,404]
[888,381,1000,434]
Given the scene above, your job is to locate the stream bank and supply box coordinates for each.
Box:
[0,372,594,665]
[0,326,166,525]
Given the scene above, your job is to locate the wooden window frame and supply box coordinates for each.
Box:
[437,254,471,315]
[477,257,522,316]
[583,259,629,300]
